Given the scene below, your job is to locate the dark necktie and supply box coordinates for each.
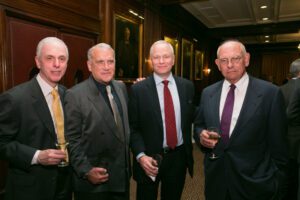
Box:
[106,85,124,141]
[163,80,177,149]
[220,84,236,144]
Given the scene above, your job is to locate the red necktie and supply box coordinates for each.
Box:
[163,80,178,149]
[220,84,236,144]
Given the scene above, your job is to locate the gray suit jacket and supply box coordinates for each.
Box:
[194,76,288,200]
[64,76,130,193]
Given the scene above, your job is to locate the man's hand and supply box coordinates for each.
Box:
[37,149,66,165]
[138,155,158,177]
[133,77,145,84]
[86,167,109,184]
[199,129,220,148]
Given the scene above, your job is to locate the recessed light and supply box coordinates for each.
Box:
[262,17,269,21]
[265,40,270,43]
[260,5,267,9]
[265,35,269,38]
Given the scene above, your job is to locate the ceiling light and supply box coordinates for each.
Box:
[265,35,269,38]
[262,17,269,21]
[260,5,267,9]
[265,40,270,43]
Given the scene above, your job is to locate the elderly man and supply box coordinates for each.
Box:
[194,39,288,200]
[0,37,72,200]
[64,43,130,200]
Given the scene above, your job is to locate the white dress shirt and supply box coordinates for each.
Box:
[219,73,249,137]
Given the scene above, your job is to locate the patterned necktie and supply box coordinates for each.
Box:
[106,85,124,141]
[51,89,66,144]
[220,84,236,144]
[163,80,178,149]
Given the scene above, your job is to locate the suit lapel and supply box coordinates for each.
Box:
[147,75,164,132]
[30,78,56,139]
[86,78,124,142]
[210,82,223,127]
[230,77,262,142]
[112,80,129,143]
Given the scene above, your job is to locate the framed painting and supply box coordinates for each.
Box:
[194,50,204,80]
[114,14,142,81]
[164,36,179,75]
[181,38,193,80]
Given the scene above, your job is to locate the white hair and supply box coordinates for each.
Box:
[36,37,69,60]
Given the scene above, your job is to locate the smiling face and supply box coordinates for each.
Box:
[87,46,115,84]
[35,42,68,87]
[215,41,250,84]
[150,41,175,79]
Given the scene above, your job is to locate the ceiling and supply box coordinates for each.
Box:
[159,0,300,45]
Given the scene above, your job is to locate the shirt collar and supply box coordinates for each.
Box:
[223,72,249,91]
[36,73,58,97]
[153,72,175,86]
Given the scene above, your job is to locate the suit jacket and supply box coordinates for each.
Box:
[194,76,288,200]
[281,79,300,161]
[129,74,194,182]
[286,79,300,162]
[0,77,71,200]
[64,76,130,193]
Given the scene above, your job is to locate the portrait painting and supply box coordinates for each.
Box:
[181,38,193,80]
[194,50,204,80]
[114,15,141,80]
[164,36,179,75]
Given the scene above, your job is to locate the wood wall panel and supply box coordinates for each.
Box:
[0,0,100,33]
[61,33,96,88]
[9,17,58,86]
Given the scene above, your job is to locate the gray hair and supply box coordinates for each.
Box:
[290,58,300,78]
[216,39,247,58]
[87,43,115,61]
[36,37,69,60]
[149,40,174,57]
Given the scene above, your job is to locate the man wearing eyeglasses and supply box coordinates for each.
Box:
[194,39,288,200]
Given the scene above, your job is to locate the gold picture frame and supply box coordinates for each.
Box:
[164,36,179,75]
[181,38,193,80]
[194,50,204,80]
[114,14,143,82]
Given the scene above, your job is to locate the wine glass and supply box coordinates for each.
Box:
[207,127,221,160]
[55,142,69,167]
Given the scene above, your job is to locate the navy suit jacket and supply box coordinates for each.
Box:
[129,74,194,182]
[194,76,288,200]
[286,79,300,161]
[0,77,71,200]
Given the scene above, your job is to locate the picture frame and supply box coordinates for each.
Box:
[181,38,193,80]
[194,50,204,80]
[114,14,143,81]
[164,36,179,75]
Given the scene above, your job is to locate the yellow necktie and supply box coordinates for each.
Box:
[51,89,69,164]
[51,89,65,144]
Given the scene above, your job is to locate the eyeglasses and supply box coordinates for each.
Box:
[218,56,242,65]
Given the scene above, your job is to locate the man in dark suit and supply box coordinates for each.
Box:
[64,43,130,200]
[194,39,288,200]
[129,40,194,200]
[0,37,72,200]
[280,58,300,200]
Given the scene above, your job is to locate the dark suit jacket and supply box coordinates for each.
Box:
[129,75,194,182]
[64,76,130,193]
[281,79,300,161]
[286,79,300,162]
[0,77,71,200]
[194,76,288,200]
